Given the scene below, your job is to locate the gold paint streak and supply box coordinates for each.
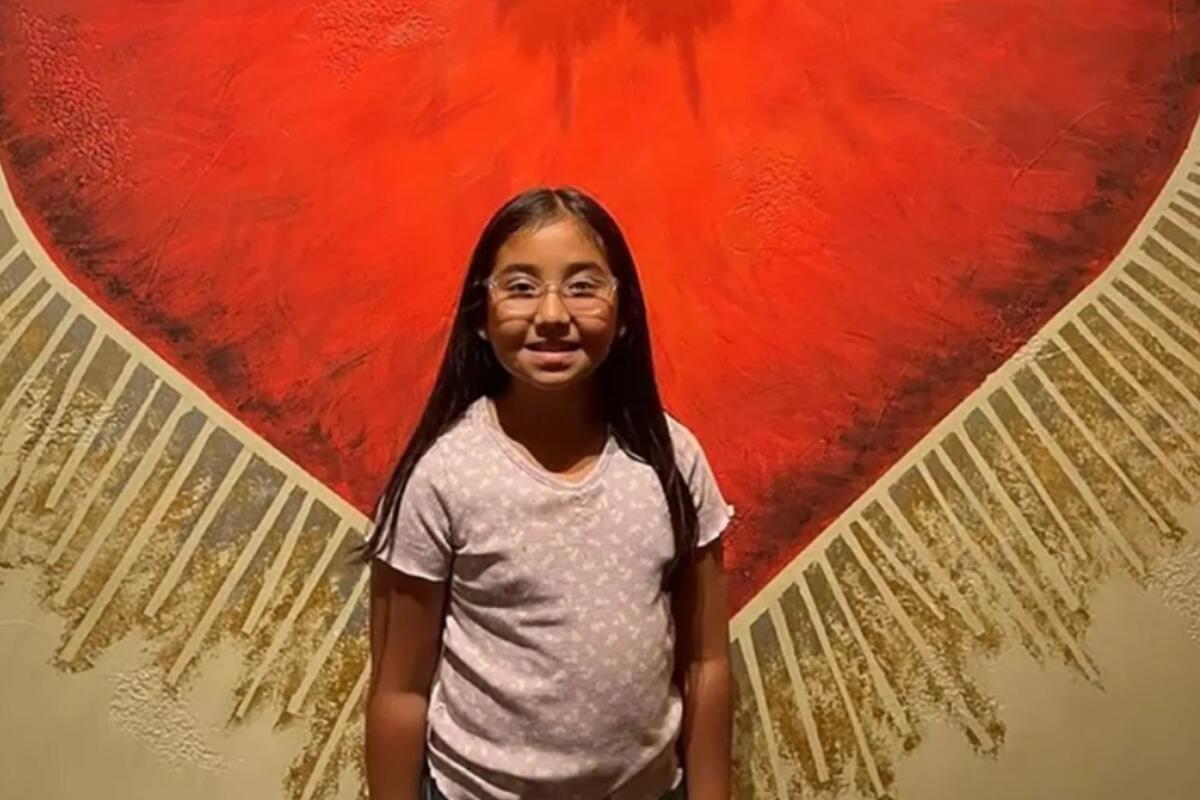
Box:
[0,286,56,374]
[1029,356,1176,537]
[288,564,369,715]
[877,493,986,636]
[729,638,775,798]
[1143,230,1200,297]
[977,398,1092,563]
[995,388,1124,569]
[799,569,887,796]
[166,481,296,686]
[50,394,186,594]
[777,580,857,784]
[58,411,206,662]
[0,309,75,449]
[1155,204,1200,273]
[954,423,1083,610]
[44,355,141,510]
[293,643,370,800]
[144,446,253,618]
[1123,263,1200,343]
[818,554,914,738]
[0,240,21,274]
[843,526,997,750]
[935,441,1101,682]
[1088,299,1200,438]
[857,512,946,621]
[746,611,809,793]
[1100,296,1200,480]
[1104,284,1200,395]
[1179,179,1200,202]
[823,537,931,750]
[767,602,830,783]
[915,458,1052,651]
[0,254,35,323]
[1149,218,1200,294]
[1168,194,1200,222]
[1055,327,1196,498]
[242,492,315,636]
[235,518,351,719]
[298,662,368,800]
[0,323,101,531]
[1069,318,1200,478]
[739,627,793,799]
[0,275,48,345]
[998,384,1145,576]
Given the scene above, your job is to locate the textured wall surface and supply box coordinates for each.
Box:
[2,2,1200,798]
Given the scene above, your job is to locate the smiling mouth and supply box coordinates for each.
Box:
[526,343,580,352]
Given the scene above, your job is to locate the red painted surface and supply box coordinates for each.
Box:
[1,1,1198,610]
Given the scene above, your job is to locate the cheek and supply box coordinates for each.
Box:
[577,318,618,356]
[487,316,530,349]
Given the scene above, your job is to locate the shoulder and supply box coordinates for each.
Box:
[662,409,735,540]
[418,401,485,473]
[392,411,471,500]
[663,409,694,442]
[663,410,707,467]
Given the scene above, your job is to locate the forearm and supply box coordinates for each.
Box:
[365,691,430,800]
[682,655,733,800]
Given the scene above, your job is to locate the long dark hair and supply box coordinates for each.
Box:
[359,186,699,591]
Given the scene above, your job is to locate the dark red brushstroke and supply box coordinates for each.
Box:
[0,1,1198,611]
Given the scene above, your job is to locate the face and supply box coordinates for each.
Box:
[481,216,622,392]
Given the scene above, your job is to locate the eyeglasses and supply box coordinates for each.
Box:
[484,273,619,318]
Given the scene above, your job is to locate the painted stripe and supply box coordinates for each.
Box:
[167,481,296,686]
[768,601,829,783]
[287,563,369,715]
[144,445,254,617]
[235,518,352,719]
[58,410,205,661]
[298,662,369,800]
[740,628,792,800]
[0,320,100,530]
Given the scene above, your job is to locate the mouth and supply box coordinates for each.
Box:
[525,342,581,353]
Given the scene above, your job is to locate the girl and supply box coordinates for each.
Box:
[363,187,735,800]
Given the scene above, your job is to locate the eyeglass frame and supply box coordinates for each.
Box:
[480,273,620,317]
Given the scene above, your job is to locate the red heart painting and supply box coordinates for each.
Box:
[1,0,1197,611]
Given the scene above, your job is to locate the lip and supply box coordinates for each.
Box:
[525,345,579,365]
[525,343,581,352]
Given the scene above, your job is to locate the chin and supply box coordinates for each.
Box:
[523,371,588,390]
[506,362,596,392]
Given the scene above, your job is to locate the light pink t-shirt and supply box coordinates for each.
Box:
[377,395,735,800]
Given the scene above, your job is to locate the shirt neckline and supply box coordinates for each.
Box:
[473,395,617,492]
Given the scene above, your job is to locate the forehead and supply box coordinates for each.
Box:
[492,217,610,276]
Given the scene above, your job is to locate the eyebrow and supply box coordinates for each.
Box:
[494,260,608,277]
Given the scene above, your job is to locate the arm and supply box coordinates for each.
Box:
[674,538,733,800]
[365,560,447,800]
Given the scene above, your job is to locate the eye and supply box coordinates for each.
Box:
[565,275,606,296]
[500,277,540,296]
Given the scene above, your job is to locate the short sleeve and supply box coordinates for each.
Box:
[373,448,455,581]
[667,416,736,549]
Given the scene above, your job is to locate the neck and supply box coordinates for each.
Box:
[492,379,606,443]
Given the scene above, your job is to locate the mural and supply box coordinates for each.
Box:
[1,1,1200,798]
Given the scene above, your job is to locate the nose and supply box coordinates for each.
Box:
[532,285,571,326]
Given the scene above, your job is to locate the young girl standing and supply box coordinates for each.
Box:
[363,187,735,800]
